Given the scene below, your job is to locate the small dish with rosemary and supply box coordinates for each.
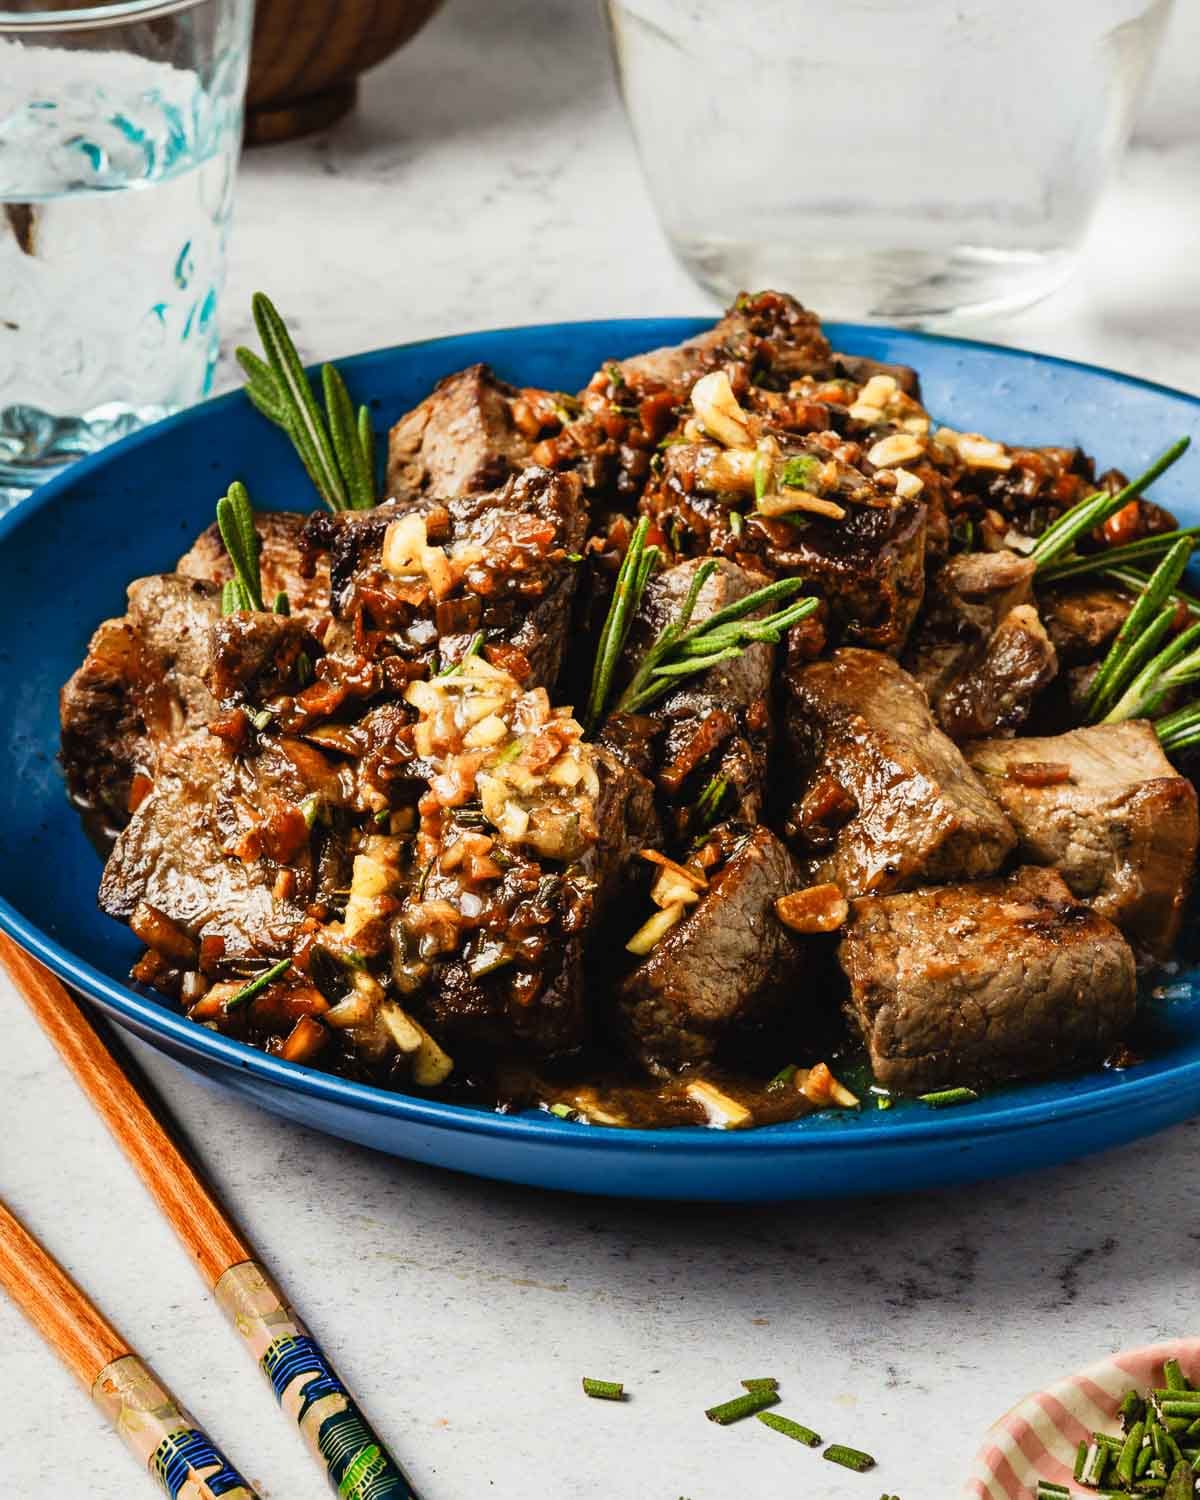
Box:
[58,289,1200,1131]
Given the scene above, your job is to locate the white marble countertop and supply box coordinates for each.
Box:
[3,3,1199,1496]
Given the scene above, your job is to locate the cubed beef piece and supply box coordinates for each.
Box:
[98,731,337,958]
[385,363,536,501]
[785,648,1016,895]
[314,466,587,689]
[613,289,832,392]
[965,721,1199,958]
[905,551,1058,740]
[617,826,805,1072]
[177,510,330,622]
[60,574,221,833]
[1039,581,1133,665]
[838,866,1137,1093]
[390,657,659,1061]
[623,558,775,837]
[644,434,927,652]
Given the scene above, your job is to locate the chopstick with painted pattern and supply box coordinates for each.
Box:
[0,1194,260,1498]
[0,933,419,1500]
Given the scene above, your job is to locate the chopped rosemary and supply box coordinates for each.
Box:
[779,455,821,491]
[917,1087,978,1108]
[582,1378,624,1401]
[236,292,377,513]
[1029,438,1190,569]
[224,957,291,1012]
[548,1102,574,1120]
[767,1063,797,1091]
[272,590,290,616]
[741,1378,779,1393]
[705,1389,779,1425]
[823,1444,876,1473]
[757,1411,821,1446]
[216,481,265,613]
[437,632,484,676]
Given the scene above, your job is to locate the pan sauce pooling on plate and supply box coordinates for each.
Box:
[59,291,1200,1130]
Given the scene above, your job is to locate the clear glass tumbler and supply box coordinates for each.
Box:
[0,0,253,510]
[606,0,1174,324]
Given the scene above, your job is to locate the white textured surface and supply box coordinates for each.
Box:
[2,3,1199,1497]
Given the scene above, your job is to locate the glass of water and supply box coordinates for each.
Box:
[606,0,1174,324]
[0,0,253,510]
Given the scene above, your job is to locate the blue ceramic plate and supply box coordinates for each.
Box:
[3,319,1200,1201]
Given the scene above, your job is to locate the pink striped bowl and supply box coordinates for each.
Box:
[966,1340,1200,1498]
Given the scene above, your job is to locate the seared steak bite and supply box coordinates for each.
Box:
[60,574,222,833]
[1039,581,1133,665]
[838,866,1137,1094]
[965,721,1199,959]
[905,551,1058,739]
[385,363,543,501]
[178,510,329,621]
[785,648,1016,895]
[623,557,776,837]
[387,654,657,1060]
[313,466,588,688]
[617,825,806,1072]
[642,415,927,652]
[98,729,331,958]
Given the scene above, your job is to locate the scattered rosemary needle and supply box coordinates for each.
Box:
[741,1378,779,1393]
[583,515,660,731]
[236,291,377,513]
[1037,524,1200,584]
[917,1087,978,1108]
[224,957,292,1012]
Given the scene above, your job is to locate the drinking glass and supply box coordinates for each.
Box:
[605,0,1174,324]
[0,0,253,511]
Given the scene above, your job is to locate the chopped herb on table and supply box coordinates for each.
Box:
[705,1388,780,1424]
[823,1443,877,1473]
[756,1411,821,1446]
[581,1378,625,1401]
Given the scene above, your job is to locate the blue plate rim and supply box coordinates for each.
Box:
[3,315,1199,1157]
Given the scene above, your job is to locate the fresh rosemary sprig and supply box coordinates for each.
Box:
[1086,537,1196,720]
[217,481,265,613]
[236,292,377,513]
[1037,524,1200,584]
[1029,437,1190,570]
[583,516,661,731]
[613,571,815,717]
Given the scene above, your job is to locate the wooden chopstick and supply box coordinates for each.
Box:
[0,1194,261,1498]
[0,933,420,1500]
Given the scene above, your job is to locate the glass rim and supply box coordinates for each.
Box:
[0,0,213,30]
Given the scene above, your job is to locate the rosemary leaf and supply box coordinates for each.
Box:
[358,403,376,495]
[323,363,375,511]
[216,481,264,612]
[248,292,348,510]
[1087,537,1195,718]
[1038,525,1200,583]
[220,578,240,616]
[1030,437,1190,569]
[224,957,292,1012]
[583,516,658,731]
[1105,618,1200,725]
